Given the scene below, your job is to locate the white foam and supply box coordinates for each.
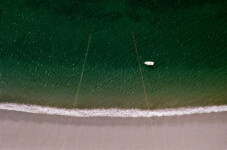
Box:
[0,103,226,118]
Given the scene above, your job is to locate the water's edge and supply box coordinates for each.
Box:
[0,103,226,118]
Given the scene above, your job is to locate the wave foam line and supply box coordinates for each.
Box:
[0,103,227,118]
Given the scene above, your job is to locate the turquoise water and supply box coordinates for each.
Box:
[0,0,226,109]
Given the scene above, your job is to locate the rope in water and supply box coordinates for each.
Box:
[60,32,157,149]
[60,34,91,150]
[132,32,158,150]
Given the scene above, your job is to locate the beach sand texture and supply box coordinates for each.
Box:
[0,110,226,150]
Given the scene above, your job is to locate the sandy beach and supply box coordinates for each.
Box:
[0,109,226,150]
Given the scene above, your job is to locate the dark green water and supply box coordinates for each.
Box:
[0,0,227,109]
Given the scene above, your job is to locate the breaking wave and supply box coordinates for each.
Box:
[0,103,226,118]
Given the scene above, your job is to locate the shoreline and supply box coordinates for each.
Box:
[0,109,226,150]
[0,102,227,118]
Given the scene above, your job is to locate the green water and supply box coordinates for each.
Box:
[0,0,227,109]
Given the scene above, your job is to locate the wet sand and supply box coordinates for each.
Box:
[0,110,226,150]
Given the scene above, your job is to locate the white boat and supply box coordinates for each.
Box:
[144,61,154,66]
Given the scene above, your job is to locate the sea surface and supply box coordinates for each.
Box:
[0,0,226,109]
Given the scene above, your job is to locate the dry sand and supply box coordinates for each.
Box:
[0,110,226,150]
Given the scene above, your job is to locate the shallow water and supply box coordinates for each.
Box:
[0,0,226,109]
